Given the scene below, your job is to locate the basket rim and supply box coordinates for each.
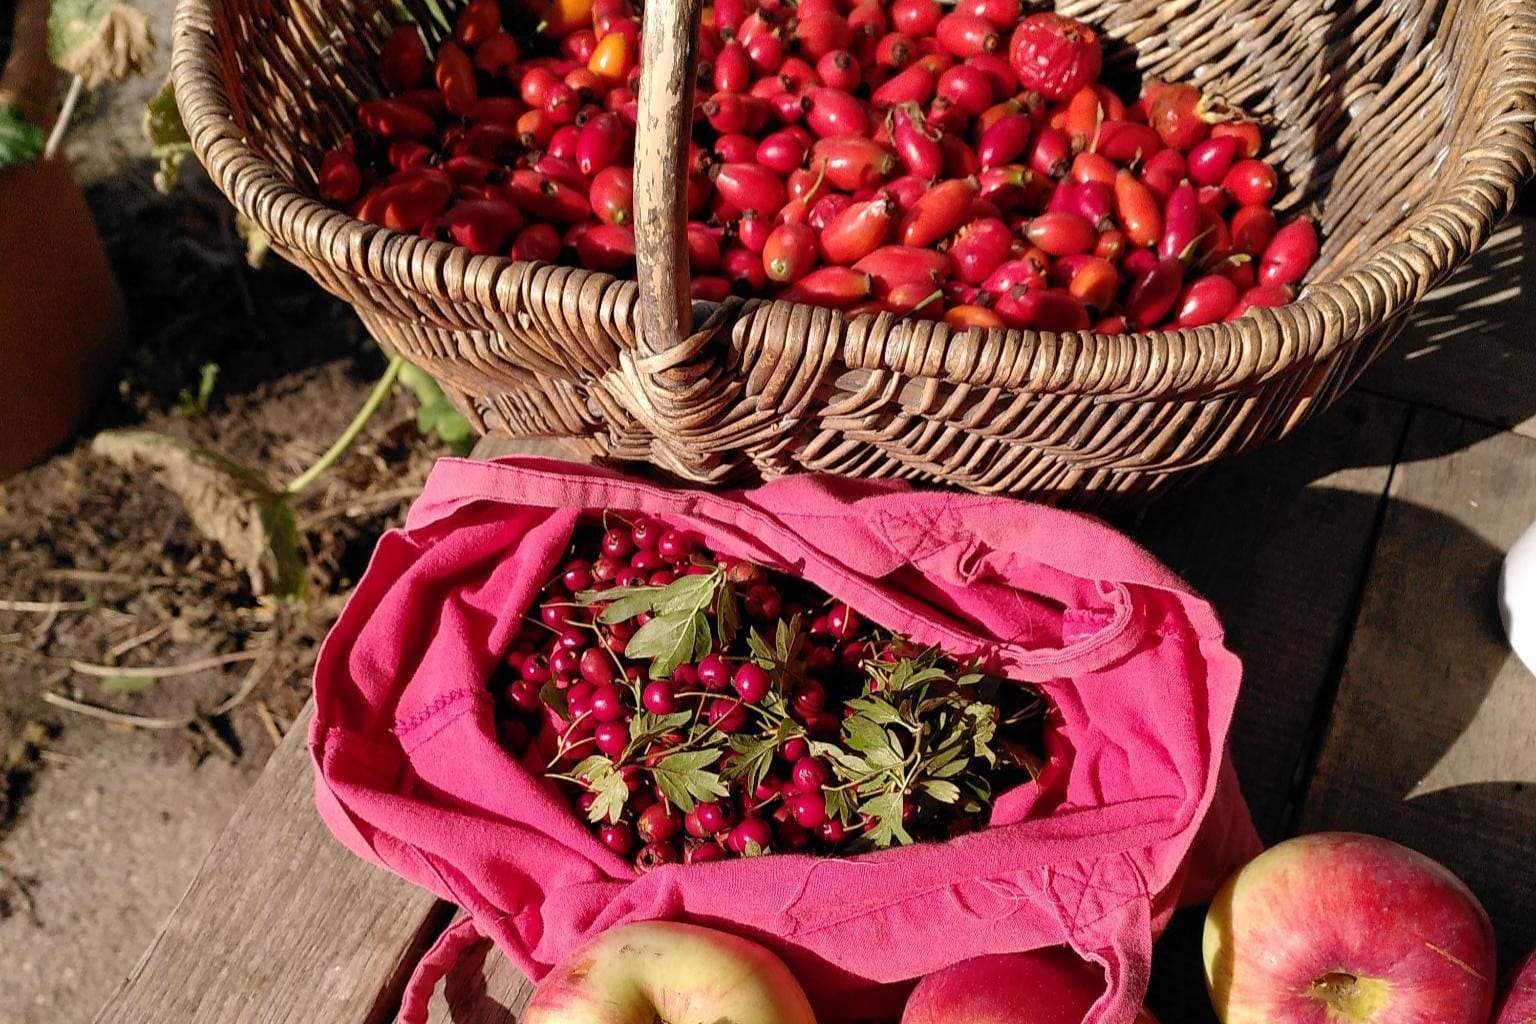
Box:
[169,0,1536,403]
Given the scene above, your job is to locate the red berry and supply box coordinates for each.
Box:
[565,681,596,718]
[599,823,635,855]
[581,650,618,687]
[708,698,749,733]
[636,802,684,843]
[816,818,847,845]
[1258,217,1319,288]
[631,518,663,550]
[727,817,774,855]
[657,529,694,561]
[732,663,773,703]
[792,679,827,718]
[602,528,634,558]
[634,841,681,872]
[587,682,625,720]
[685,841,728,864]
[550,647,581,678]
[518,653,552,684]
[827,602,861,640]
[696,799,736,833]
[789,792,829,828]
[791,756,830,793]
[594,720,629,757]
[781,736,810,762]
[506,679,542,713]
[1008,13,1102,102]
[642,680,677,714]
[1223,159,1279,206]
[698,653,732,692]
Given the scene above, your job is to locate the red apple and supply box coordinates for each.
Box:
[522,920,817,1024]
[1495,950,1536,1024]
[1203,832,1496,1024]
[900,946,1159,1024]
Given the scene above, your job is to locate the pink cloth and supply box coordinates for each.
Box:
[310,457,1260,1023]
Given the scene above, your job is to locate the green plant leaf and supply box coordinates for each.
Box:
[143,78,193,193]
[101,675,154,694]
[650,749,729,812]
[625,612,698,679]
[857,792,912,849]
[0,107,45,170]
[589,586,664,624]
[654,572,718,615]
[399,363,475,456]
[919,779,961,804]
[178,362,219,417]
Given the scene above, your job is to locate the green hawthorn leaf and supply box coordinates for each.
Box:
[590,771,630,825]
[716,582,741,646]
[0,107,46,170]
[655,572,718,615]
[825,787,858,825]
[651,749,729,812]
[919,779,961,804]
[724,727,788,792]
[747,626,775,664]
[624,612,695,677]
[628,711,693,747]
[845,695,904,726]
[857,792,912,849]
[589,586,663,624]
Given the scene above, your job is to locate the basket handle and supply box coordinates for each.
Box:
[633,0,704,357]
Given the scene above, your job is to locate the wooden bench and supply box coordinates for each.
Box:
[92,218,1536,1024]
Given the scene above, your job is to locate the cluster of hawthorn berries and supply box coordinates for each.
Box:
[317,0,1319,331]
[488,514,1046,871]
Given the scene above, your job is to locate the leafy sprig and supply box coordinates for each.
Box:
[577,567,736,678]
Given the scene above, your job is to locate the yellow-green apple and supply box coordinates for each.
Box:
[1203,832,1496,1024]
[900,947,1159,1024]
[1495,951,1536,1024]
[522,920,817,1024]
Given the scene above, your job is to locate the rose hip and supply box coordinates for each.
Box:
[1258,218,1318,288]
[1008,12,1101,101]
[1224,158,1279,205]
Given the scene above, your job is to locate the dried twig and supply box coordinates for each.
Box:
[69,649,259,679]
[253,700,286,748]
[40,569,174,586]
[39,693,191,730]
[0,598,96,613]
[105,623,170,661]
[42,645,274,732]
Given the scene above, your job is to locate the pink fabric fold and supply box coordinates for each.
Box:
[311,457,1260,1023]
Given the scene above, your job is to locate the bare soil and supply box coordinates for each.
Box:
[0,44,450,1023]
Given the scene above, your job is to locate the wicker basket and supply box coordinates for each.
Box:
[171,0,1536,505]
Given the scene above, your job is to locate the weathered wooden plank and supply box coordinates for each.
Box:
[1131,391,1409,1024]
[91,702,453,1024]
[1297,409,1536,966]
[424,925,536,1024]
[1132,390,1410,841]
[1359,216,1536,438]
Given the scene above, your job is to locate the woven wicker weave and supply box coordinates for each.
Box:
[171,0,1536,505]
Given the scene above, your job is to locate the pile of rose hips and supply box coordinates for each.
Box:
[489,514,1047,871]
[318,0,1321,331]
